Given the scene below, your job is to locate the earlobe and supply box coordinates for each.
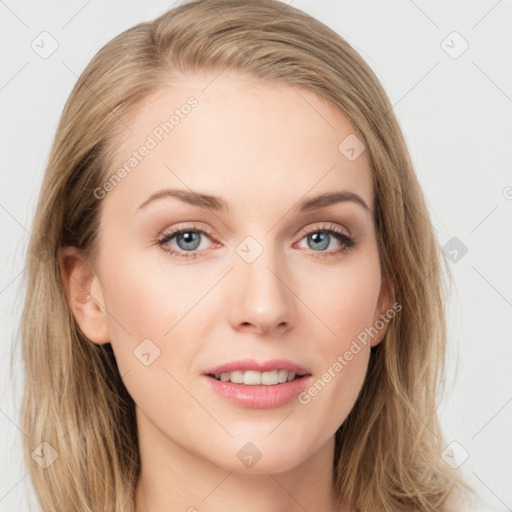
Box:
[59,246,110,345]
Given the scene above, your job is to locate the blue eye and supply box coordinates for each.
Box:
[158,226,213,259]
[306,232,338,251]
[172,231,203,251]
[157,222,355,259]
[296,225,355,257]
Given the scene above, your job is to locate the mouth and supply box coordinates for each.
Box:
[207,369,307,385]
[202,359,312,408]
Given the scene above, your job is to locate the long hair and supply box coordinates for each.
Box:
[17,0,474,510]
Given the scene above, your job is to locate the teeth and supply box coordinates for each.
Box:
[244,371,261,385]
[229,371,244,384]
[261,370,278,385]
[278,369,288,383]
[213,369,300,385]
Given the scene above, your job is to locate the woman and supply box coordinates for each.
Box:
[20,0,477,510]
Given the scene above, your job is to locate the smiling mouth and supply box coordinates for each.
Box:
[207,369,305,385]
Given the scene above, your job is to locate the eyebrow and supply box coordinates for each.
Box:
[137,188,370,213]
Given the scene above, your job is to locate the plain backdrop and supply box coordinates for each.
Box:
[1,1,511,511]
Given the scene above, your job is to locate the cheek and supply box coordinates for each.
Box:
[296,248,381,414]
[297,272,376,439]
[97,243,220,394]
[97,255,200,425]
[303,249,383,345]
[100,248,211,340]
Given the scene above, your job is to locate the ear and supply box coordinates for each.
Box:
[370,274,395,348]
[59,246,110,345]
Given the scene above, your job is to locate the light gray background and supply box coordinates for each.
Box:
[1,1,511,511]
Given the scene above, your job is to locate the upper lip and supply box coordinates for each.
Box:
[203,359,311,376]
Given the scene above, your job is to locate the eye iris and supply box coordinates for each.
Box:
[308,232,329,251]
[177,231,201,250]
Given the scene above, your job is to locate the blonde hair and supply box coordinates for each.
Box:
[18,0,474,510]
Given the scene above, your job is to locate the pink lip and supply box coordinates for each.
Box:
[203,358,311,376]
[202,375,312,409]
[202,359,313,409]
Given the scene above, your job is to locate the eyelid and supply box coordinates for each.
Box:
[296,221,351,239]
[158,221,215,239]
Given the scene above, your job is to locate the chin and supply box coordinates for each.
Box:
[205,437,318,475]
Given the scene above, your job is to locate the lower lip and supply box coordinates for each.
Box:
[202,375,312,409]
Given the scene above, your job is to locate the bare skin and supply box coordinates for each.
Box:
[61,70,393,512]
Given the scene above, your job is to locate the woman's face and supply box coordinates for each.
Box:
[79,71,392,473]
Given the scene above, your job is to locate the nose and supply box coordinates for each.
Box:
[228,244,296,335]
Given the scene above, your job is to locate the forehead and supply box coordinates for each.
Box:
[101,70,373,217]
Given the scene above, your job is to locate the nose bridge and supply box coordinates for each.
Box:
[229,233,295,332]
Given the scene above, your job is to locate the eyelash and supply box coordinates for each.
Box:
[157,222,355,259]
